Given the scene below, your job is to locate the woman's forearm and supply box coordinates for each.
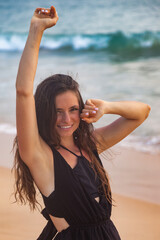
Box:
[80,99,151,124]
[16,23,44,95]
[16,7,58,96]
[104,101,151,121]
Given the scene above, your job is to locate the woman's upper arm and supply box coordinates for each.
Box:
[16,92,43,163]
[94,116,144,154]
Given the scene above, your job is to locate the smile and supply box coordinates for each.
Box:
[58,125,72,129]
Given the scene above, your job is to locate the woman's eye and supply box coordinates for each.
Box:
[70,108,79,112]
[57,110,62,114]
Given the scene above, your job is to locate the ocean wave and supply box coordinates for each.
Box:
[0,123,16,135]
[0,31,160,60]
[119,135,160,154]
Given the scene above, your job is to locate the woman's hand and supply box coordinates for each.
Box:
[31,6,59,32]
[80,99,106,123]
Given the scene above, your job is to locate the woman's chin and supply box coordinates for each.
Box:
[57,128,74,138]
[56,124,78,138]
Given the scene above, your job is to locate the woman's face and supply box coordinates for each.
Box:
[55,90,80,139]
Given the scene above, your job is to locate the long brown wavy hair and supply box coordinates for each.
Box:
[13,74,112,210]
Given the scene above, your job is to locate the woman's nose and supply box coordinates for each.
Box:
[63,112,71,122]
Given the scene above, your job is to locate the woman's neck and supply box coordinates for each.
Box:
[60,136,75,149]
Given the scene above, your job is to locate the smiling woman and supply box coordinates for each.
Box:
[12,5,150,240]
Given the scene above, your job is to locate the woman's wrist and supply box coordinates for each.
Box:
[27,22,44,48]
[29,20,44,36]
[101,100,112,115]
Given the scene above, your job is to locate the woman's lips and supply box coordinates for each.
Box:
[57,125,73,129]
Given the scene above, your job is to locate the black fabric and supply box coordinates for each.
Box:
[58,145,100,199]
[60,144,83,157]
[37,146,121,240]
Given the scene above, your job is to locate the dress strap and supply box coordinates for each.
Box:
[60,145,82,157]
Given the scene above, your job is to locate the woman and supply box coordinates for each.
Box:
[13,5,151,240]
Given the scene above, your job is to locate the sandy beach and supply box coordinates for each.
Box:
[0,132,160,240]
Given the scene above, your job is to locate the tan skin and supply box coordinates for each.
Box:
[16,6,151,233]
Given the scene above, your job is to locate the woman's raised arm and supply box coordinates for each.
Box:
[80,99,151,153]
[16,6,58,164]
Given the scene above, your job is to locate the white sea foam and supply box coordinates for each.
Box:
[0,37,12,50]
[0,35,25,51]
[119,135,160,154]
[0,123,16,135]
[42,38,63,49]
[72,36,92,50]
[10,35,25,51]
[140,40,153,47]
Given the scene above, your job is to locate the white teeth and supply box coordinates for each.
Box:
[60,126,71,129]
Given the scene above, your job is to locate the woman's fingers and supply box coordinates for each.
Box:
[80,99,105,123]
[81,117,96,123]
[34,6,57,18]
[40,9,50,16]
[35,8,42,13]
[82,109,97,115]
[80,110,97,119]
[50,6,57,18]
[84,104,98,111]
[85,99,94,106]
[81,104,98,116]
[80,102,99,120]
[35,8,49,17]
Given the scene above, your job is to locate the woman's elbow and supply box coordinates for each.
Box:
[144,104,151,120]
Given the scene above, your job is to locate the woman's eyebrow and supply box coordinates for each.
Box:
[56,105,79,110]
[69,105,79,109]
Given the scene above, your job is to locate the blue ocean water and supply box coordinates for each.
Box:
[0,0,160,153]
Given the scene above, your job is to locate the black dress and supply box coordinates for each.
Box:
[37,145,121,240]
